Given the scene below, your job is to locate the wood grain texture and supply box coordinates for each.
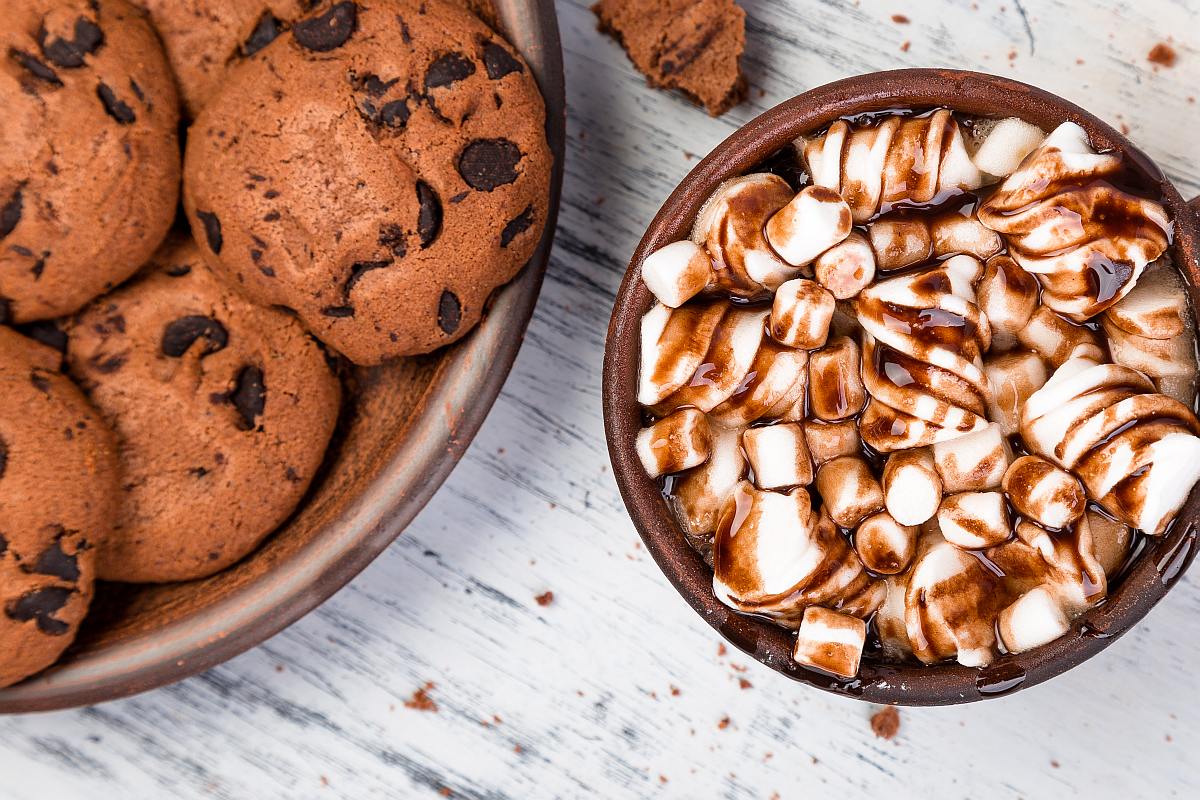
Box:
[1,0,1197,797]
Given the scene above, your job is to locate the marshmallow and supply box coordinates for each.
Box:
[882,447,942,526]
[856,259,991,452]
[1085,509,1133,577]
[932,423,1011,493]
[808,336,866,421]
[978,122,1170,321]
[804,419,862,465]
[813,231,877,300]
[652,307,769,414]
[802,110,983,223]
[868,215,932,272]
[938,491,1012,549]
[816,455,884,528]
[692,173,798,295]
[1156,374,1198,410]
[1103,315,1196,379]
[743,423,813,490]
[1021,353,1200,535]
[770,278,836,349]
[1017,305,1105,367]
[709,342,809,427]
[1103,259,1189,339]
[792,606,867,679]
[984,350,1048,437]
[1002,455,1086,530]
[977,255,1039,352]
[970,116,1046,178]
[1009,519,1107,614]
[640,240,713,308]
[997,584,1070,654]
[855,511,918,574]
[905,535,1003,666]
[669,425,746,541]
[636,408,712,478]
[712,484,874,626]
[637,301,727,406]
[763,366,809,423]
[874,573,913,660]
[930,212,1003,260]
[765,186,853,267]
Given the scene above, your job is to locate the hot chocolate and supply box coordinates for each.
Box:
[633,108,1197,678]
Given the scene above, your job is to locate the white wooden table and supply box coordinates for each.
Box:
[2,1,1198,797]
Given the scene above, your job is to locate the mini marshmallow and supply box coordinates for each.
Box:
[816,455,884,528]
[868,216,932,272]
[808,336,866,421]
[1085,509,1133,577]
[636,408,712,478]
[670,425,746,540]
[656,307,770,413]
[813,231,876,300]
[904,537,1002,666]
[938,491,1011,549]
[765,186,854,267]
[997,584,1070,654]
[984,350,1048,437]
[971,116,1046,178]
[640,240,713,308]
[804,419,862,465]
[743,423,813,490]
[1103,260,1189,339]
[792,606,867,679]
[1103,316,1196,379]
[932,423,1011,493]
[874,574,913,660]
[771,278,836,349]
[692,173,797,293]
[930,212,1003,260]
[855,511,917,574]
[637,301,727,406]
[977,255,1039,351]
[882,447,942,526]
[1002,455,1086,530]
[710,343,809,427]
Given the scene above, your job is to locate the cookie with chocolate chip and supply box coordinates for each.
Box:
[0,326,119,688]
[1,0,181,322]
[65,237,341,583]
[183,0,551,364]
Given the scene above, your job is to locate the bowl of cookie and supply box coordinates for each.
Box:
[0,0,563,711]
[603,69,1200,705]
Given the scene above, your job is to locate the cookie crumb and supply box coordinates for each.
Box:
[899,40,911,52]
[535,590,554,606]
[738,677,753,690]
[1050,759,1060,768]
[870,705,901,740]
[891,14,910,24]
[717,643,727,657]
[670,685,681,696]
[1148,42,1177,67]
[405,681,439,712]
[718,715,731,730]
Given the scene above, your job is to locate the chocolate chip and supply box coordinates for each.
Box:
[437,290,461,334]
[0,533,6,554]
[259,265,276,277]
[500,205,535,248]
[37,16,104,68]
[0,436,7,480]
[0,298,10,325]
[321,305,355,317]
[23,529,80,582]
[352,72,398,96]
[129,78,145,102]
[457,139,522,191]
[162,316,229,358]
[89,352,126,374]
[30,251,47,279]
[16,320,67,353]
[196,210,223,254]
[6,587,72,635]
[345,258,392,294]
[379,223,407,258]
[425,52,475,89]
[482,42,522,79]
[285,466,302,482]
[30,370,51,394]
[1,186,23,239]
[189,466,208,477]
[378,99,410,128]
[416,181,442,248]
[97,82,135,124]
[293,2,357,51]
[8,48,62,86]
[243,12,284,57]
[231,366,266,430]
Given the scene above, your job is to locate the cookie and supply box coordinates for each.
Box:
[65,237,341,583]
[0,326,120,688]
[0,0,181,322]
[183,0,552,365]
[593,0,746,116]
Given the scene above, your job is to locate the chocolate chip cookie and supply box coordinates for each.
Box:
[1,0,181,323]
[183,0,552,364]
[65,237,341,583]
[0,327,120,688]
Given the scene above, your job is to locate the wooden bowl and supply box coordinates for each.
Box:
[603,69,1200,706]
[0,0,565,714]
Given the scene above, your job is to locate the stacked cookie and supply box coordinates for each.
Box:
[1,0,550,687]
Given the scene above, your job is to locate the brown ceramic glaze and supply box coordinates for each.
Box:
[603,70,1200,706]
[0,0,565,714]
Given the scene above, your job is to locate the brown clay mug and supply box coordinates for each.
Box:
[602,69,1200,706]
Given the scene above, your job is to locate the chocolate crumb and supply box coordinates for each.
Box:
[717,715,731,730]
[1050,759,1060,768]
[900,40,911,52]
[404,681,438,712]
[891,14,910,24]
[717,643,727,657]
[670,685,681,696]
[1148,43,1177,67]
[870,706,901,740]
[738,677,752,690]
[535,590,554,606]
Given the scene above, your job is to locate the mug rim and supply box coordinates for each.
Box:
[601,68,1200,706]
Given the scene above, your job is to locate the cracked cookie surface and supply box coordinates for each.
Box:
[182,0,552,364]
